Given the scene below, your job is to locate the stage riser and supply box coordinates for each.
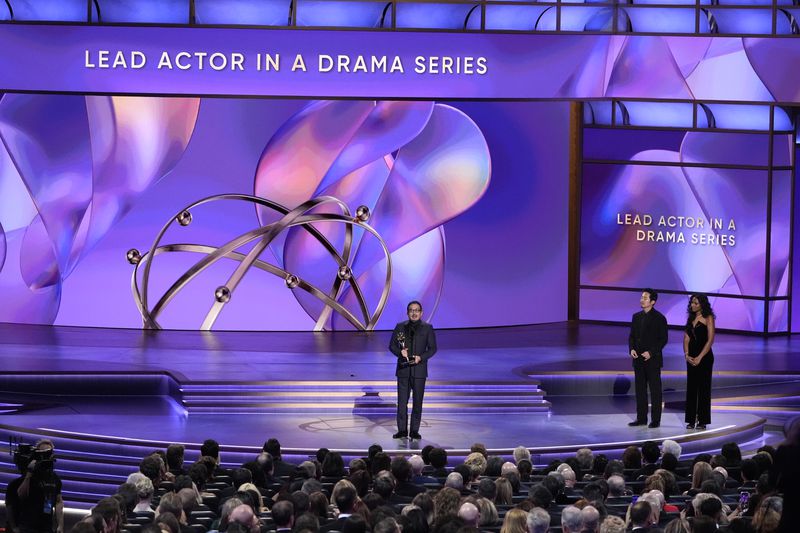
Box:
[0,374,180,397]
[186,406,552,414]
[532,374,800,396]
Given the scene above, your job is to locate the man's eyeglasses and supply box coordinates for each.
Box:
[407,308,422,313]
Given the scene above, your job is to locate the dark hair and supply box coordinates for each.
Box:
[527,483,552,509]
[155,513,180,533]
[294,512,320,533]
[699,497,722,518]
[92,497,121,526]
[630,501,652,526]
[391,457,413,483]
[188,462,208,490]
[485,456,504,477]
[686,293,715,329]
[407,301,423,311]
[200,439,220,460]
[335,484,358,513]
[373,474,395,499]
[477,478,496,500]
[641,441,660,464]
[290,490,310,516]
[400,507,429,533]
[517,459,532,481]
[421,445,435,465]
[622,446,642,469]
[368,444,383,460]
[583,482,603,503]
[603,459,625,479]
[371,452,392,475]
[172,475,191,491]
[115,483,138,513]
[166,444,185,471]
[322,452,346,478]
[700,479,721,497]
[349,469,372,497]
[642,288,658,302]
[342,514,369,533]
[139,456,162,482]
[429,448,448,469]
[264,438,282,459]
[661,453,678,472]
[591,454,609,476]
[232,467,253,489]
[720,442,742,466]
[692,515,717,533]
[309,491,329,519]
[740,459,759,482]
[272,500,295,528]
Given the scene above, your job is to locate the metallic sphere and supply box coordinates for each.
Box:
[337,265,352,281]
[177,210,193,226]
[285,274,300,289]
[126,248,141,265]
[355,205,370,222]
[214,286,231,303]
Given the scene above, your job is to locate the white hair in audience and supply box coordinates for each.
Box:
[640,490,665,513]
[501,462,518,476]
[561,505,583,533]
[445,472,463,490]
[576,448,593,470]
[599,515,626,533]
[581,505,600,532]
[607,475,626,497]
[127,472,148,485]
[513,446,531,464]
[408,455,425,475]
[526,507,550,533]
[661,439,682,459]
[692,493,723,515]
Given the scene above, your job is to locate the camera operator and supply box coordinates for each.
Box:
[6,439,63,533]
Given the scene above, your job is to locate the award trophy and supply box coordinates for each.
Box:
[396,332,415,368]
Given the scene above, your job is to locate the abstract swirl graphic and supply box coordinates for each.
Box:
[253,100,491,329]
[0,94,199,324]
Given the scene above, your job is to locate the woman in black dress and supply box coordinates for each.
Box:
[684,294,715,430]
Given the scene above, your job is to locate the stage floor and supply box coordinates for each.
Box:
[2,321,799,380]
[1,321,796,507]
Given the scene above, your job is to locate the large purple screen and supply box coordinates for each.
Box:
[579,127,792,332]
[0,95,570,330]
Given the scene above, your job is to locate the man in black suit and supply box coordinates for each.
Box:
[389,300,437,440]
[628,288,668,428]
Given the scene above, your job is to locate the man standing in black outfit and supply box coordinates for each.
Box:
[628,288,668,428]
[389,300,437,440]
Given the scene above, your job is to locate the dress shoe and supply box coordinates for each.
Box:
[392,431,408,439]
[409,432,422,440]
[648,422,660,428]
[686,423,695,430]
[696,424,707,430]
[628,420,647,427]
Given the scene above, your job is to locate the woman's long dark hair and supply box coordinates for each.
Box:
[686,293,715,329]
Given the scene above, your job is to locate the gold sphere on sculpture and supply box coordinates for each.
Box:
[177,210,193,226]
[285,274,300,289]
[355,205,370,222]
[214,286,231,303]
[126,248,141,265]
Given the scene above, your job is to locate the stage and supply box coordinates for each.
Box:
[0,321,798,507]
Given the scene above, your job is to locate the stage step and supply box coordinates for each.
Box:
[180,380,551,414]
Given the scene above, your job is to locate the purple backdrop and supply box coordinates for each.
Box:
[0,96,570,330]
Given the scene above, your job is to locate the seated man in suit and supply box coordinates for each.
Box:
[389,300,437,440]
